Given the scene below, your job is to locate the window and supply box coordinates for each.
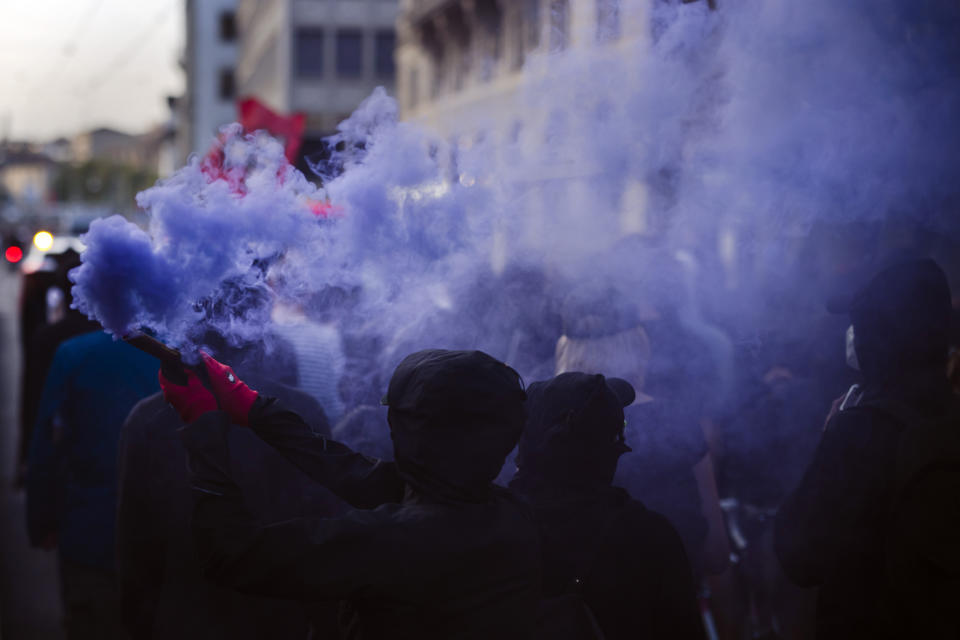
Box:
[375,30,395,77]
[218,68,235,99]
[549,0,568,52]
[596,0,620,42]
[336,30,363,78]
[219,11,237,42]
[295,28,324,78]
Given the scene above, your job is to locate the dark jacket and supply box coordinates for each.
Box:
[775,376,959,639]
[26,331,158,570]
[19,311,99,466]
[777,259,960,639]
[511,481,703,640]
[181,396,540,639]
[116,374,343,640]
[511,373,703,640]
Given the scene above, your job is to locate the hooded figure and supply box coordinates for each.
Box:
[510,373,703,640]
[775,258,960,640]
[166,348,540,640]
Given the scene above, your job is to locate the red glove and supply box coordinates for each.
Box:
[159,367,218,423]
[200,352,259,426]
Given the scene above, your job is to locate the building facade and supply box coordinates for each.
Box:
[397,0,668,261]
[71,128,144,166]
[397,0,656,133]
[236,0,399,137]
[0,145,57,204]
[395,0,730,280]
[178,0,240,162]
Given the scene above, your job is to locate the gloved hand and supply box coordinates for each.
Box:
[159,367,218,423]
[199,352,259,427]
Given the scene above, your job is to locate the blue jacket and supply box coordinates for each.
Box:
[27,330,158,571]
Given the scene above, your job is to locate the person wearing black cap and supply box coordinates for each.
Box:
[554,283,728,578]
[159,348,539,640]
[510,372,703,640]
[775,258,960,639]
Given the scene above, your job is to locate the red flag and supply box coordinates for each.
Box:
[197,97,338,217]
[238,97,306,163]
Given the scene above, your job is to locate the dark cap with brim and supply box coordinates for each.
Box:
[524,372,635,442]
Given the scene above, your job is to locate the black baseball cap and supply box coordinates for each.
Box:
[523,372,635,445]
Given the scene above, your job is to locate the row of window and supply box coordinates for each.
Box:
[549,0,622,52]
[295,28,396,79]
[408,0,622,109]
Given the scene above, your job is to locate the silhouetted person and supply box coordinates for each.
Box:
[18,251,99,485]
[555,283,729,576]
[160,349,539,639]
[775,258,960,639]
[510,372,704,640]
[117,335,344,639]
[27,330,157,639]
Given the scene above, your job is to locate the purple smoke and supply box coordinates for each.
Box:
[70,0,960,394]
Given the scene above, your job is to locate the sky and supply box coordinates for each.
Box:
[0,0,184,142]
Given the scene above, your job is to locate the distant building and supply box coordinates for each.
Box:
[71,128,144,166]
[178,0,239,163]
[0,144,58,203]
[236,0,399,140]
[397,0,661,253]
[397,0,719,267]
[397,0,658,138]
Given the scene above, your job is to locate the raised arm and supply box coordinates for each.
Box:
[159,355,403,509]
[248,396,402,508]
[180,410,403,601]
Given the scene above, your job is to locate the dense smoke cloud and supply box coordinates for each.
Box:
[71,127,328,348]
[71,0,960,387]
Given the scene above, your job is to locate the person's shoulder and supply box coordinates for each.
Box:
[56,328,109,357]
[830,402,903,439]
[617,495,686,545]
[122,392,173,437]
[46,330,110,377]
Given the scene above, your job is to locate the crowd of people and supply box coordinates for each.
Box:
[16,230,960,640]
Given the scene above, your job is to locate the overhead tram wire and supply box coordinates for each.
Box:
[80,0,178,94]
[28,0,107,101]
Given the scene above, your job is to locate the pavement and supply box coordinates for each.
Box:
[0,268,65,640]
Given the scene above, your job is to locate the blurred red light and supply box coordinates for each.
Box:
[5,246,23,263]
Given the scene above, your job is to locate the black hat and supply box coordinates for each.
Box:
[517,372,635,484]
[828,258,952,376]
[826,257,950,318]
[523,372,635,445]
[383,349,526,415]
